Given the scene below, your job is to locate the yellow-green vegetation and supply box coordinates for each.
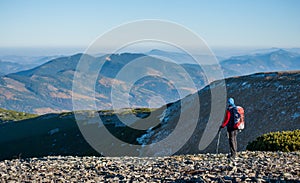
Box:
[99,108,156,116]
[247,130,300,152]
[131,108,155,114]
[0,108,38,122]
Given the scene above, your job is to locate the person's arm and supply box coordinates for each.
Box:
[221,110,231,128]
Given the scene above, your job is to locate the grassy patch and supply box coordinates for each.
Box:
[0,108,38,123]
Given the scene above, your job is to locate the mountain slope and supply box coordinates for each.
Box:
[138,71,300,155]
[0,53,208,114]
[0,108,155,160]
[0,54,98,113]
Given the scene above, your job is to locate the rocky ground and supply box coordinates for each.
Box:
[0,151,299,182]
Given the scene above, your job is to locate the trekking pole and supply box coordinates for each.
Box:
[216,130,221,154]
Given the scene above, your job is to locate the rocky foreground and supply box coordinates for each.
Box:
[0,151,299,182]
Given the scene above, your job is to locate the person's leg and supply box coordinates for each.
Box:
[232,130,237,157]
[228,130,237,158]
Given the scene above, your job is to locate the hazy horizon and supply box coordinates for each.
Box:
[0,46,298,58]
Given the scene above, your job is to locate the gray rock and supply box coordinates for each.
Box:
[0,151,299,182]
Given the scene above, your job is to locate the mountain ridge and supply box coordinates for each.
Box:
[0,49,300,114]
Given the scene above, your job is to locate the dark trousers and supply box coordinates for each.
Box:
[228,130,237,157]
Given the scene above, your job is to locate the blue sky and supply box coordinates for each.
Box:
[0,0,300,53]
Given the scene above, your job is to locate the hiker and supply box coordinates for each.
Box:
[219,98,239,159]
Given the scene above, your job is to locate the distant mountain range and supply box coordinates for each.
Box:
[0,55,61,65]
[221,49,300,76]
[0,49,299,114]
[0,55,61,75]
[147,49,225,64]
[0,60,24,76]
[0,71,299,159]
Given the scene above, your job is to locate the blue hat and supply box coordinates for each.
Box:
[228,98,235,106]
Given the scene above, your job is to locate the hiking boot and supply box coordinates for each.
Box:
[229,156,236,162]
[227,154,236,162]
[227,154,236,158]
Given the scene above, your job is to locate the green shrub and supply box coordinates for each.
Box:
[246,129,300,152]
